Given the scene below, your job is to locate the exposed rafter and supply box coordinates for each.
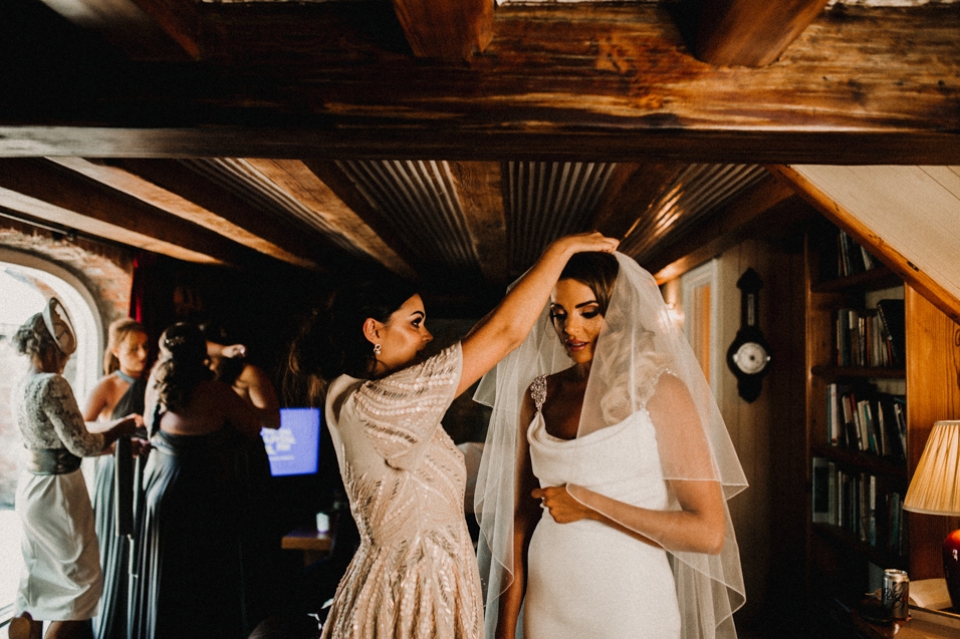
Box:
[391,0,494,60]
[44,157,319,269]
[0,159,255,265]
[0,4,957,163]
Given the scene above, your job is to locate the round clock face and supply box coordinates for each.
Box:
[732,342,770,375]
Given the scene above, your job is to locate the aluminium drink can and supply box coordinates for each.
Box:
[882,569,910,619]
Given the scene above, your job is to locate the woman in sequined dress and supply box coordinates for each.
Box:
[288,232,618,639]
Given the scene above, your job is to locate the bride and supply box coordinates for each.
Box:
[476,252,747,639]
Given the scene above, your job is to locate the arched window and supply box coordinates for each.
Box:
[0,248,105,620]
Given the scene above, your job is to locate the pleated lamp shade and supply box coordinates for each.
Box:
[904,420,960,516]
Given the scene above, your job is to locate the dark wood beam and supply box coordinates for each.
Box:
[37,0,198,60]
[391,0,493,60]
[0,158,257,265]
[301,160,425,282]
[649,175,804,282]
[0,4,957,163]
[694,0,830,67]
[240,159,415,278]
[45,157,319,269]
[447,162,508,285]
[589,163,687,240]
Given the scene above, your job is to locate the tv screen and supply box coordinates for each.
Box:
[262,407,322,477]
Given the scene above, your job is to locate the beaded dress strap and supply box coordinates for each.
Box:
[530,375,547,412]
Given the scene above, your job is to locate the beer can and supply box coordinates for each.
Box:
[882,569,910,619]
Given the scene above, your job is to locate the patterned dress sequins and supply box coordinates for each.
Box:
[323,343,482,639]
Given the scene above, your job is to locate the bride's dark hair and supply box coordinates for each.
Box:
[151,322,213,413]
[559,251,620,315]
[287,276,419,406]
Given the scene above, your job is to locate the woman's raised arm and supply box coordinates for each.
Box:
[457,232,618,397]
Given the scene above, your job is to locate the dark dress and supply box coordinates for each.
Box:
[132,425,249,639]
[92,374,146,639]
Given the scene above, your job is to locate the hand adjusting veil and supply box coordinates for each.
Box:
[475,252,747,639]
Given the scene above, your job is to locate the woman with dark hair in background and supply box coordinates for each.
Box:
[134,322,276,639]
[288,232,618,639]
[82,318,150,639]
[198,319,284,628]
[9,300,139,639]
[199,320,280,428]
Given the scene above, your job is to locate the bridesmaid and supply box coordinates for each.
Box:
[82,318,150,639]
[287,232,618,639]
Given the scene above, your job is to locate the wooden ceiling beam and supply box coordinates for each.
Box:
[693,0,831,67]
[44,157,319,269]
[301,160,425,282]
[649,174,804,282]
[0,4,957,163]
[590,163,687,241]
[447,161,508,285]
[36,0,199,60]
[391,0,493,60]
[0,158,255,265]
[239,159,416,278]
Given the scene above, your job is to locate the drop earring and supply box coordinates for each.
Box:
[373,343,382,356]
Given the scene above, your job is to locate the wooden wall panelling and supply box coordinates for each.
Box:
[905,284,960,580]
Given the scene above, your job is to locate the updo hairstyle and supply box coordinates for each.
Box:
[151,322,213,413]
[558,251,620,315]
[12,313,58,360]
[104,318,147,375]
[288,276,419,404]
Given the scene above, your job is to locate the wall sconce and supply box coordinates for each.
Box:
[903,420,960,610]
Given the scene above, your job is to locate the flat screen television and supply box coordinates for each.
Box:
[262,407,322,477]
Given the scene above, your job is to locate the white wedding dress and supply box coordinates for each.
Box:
[524,400,682,639]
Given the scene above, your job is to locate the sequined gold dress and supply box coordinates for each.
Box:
[323,344,483,639]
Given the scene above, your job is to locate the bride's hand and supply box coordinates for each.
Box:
[548,231,619,258]
[533,485,595,524]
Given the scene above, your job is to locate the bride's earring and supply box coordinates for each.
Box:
[373,343,382,356]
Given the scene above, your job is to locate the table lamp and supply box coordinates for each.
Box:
[903,419,960,610]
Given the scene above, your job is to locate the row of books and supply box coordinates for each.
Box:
[827,383,906,460]
[835,299,905,368]
[812,458,907,555]
[837,229,879,278]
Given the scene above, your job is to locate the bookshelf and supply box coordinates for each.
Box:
[805,216,960,611]
[805,219,909,602]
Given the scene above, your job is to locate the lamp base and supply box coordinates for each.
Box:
[945,528,960,611]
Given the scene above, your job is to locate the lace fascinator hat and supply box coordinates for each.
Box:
[41,297,77,356]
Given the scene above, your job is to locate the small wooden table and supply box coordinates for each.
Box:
[282,525,334,566]
[853,606,960,639]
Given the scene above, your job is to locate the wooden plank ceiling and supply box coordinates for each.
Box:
[0,0,957,306]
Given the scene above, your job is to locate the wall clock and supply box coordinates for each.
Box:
[726,267,771,402]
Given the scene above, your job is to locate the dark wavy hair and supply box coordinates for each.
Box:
[286,277,419,406]
[198,320,244,387]
[150,322,213,413]
[559,251,620,315]
[12,313,58,359]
